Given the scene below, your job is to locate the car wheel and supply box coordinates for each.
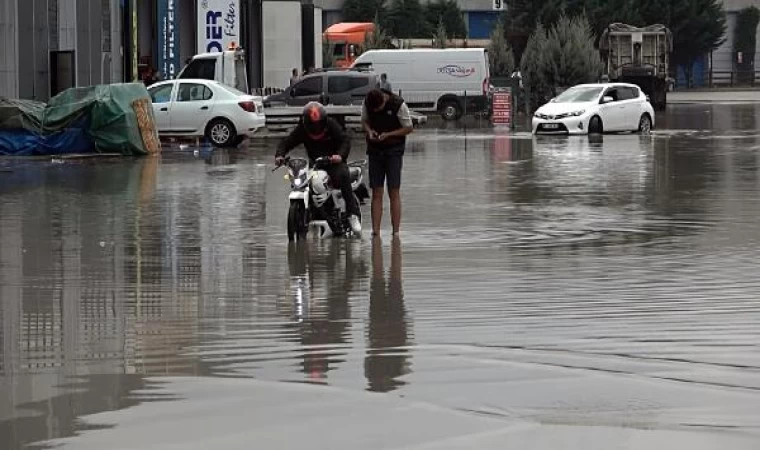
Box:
[638,114,652,134]
[205,119,237,147]
[440,100,462,121]
[588,116,603,134]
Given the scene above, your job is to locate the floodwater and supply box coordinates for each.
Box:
[2,103,760,449]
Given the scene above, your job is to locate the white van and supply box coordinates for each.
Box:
[178,47,249,94]
[352,48,490,120]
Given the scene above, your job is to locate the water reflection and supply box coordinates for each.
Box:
[365,237,410,393]
[3,106,760,448]
[285,241,366,381]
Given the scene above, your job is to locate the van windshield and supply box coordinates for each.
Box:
[179,58,216,80]
[553,87,603,103]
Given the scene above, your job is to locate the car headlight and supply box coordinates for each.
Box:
[534,112,548,119]
[569,110,585,117]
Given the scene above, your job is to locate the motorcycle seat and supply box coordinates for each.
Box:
[349,166,361,182]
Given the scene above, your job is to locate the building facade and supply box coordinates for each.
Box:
[0,0,124,101]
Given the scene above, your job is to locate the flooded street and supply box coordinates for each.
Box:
[2,103,760,449]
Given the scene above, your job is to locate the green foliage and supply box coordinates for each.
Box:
[425,0,467,39]
[342,0,387,23]
[543,15,603,88]
[505,0,727,85]
[433,19,448,49]
[488,20,515,77]
[520,23,550,109]
[520,15,601,109]
[363,15,394,51]
[387,0,430,38]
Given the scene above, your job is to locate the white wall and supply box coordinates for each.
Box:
[314,7,323,68]
[262,1,303,88]
[0,0,18,98]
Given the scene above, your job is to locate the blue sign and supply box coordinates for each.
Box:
[158,0,180,79]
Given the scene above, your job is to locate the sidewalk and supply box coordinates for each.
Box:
[668,89,760,104]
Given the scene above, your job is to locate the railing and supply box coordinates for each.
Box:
[707,71,760,87]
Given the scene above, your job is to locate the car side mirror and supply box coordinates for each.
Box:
[601,96,614,104]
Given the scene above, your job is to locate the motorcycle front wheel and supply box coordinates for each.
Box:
[288,201,308,241]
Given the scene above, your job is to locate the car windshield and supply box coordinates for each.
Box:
[553,87,603,103]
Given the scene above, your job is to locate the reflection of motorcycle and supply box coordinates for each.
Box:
[275,156,369,241]
[285,241,367,380]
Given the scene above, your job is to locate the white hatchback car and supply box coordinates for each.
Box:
[147,79,266,147]
[532,83,655,135]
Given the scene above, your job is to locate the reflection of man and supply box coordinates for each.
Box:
[365,237,409,392]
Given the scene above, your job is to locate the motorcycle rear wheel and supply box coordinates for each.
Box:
[288,202,308,241]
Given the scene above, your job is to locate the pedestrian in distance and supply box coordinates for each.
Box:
[290,68,300,87]
[380,73,392,93]
[361,89,414,236]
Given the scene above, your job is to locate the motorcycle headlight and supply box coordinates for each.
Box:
[292,170,308,188]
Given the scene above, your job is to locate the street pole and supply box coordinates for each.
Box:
[132,0,138,82]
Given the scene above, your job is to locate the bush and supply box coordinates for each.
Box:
[520,23,550,110]
[488,20,515,77]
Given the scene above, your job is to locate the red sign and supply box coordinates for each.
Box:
[491,88,512,127]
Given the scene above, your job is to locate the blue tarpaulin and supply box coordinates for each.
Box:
[0,118,95,156]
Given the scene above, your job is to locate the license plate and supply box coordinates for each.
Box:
[543,123,559,129]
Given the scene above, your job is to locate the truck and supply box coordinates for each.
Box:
[599,23,672,110]
[177,45,249,94]
[323,23,375,68]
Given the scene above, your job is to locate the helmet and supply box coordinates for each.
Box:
[302,102,327,139]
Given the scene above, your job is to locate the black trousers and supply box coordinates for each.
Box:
[325,163,359,216]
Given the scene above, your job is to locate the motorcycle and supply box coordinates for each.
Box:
[275,156,370,240]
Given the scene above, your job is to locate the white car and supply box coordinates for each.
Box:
[532,83,654,135]
[147,79,266,147]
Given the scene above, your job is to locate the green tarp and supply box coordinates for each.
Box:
[0,83,157,156]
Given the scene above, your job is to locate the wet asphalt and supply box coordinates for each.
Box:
[2,102,760,449]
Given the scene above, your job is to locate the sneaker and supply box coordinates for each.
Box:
[348,215,362,235]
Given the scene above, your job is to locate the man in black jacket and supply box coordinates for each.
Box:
[362,89,414,236]
[275,102,361,234]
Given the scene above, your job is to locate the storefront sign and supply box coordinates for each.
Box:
[491,87,512,128]
[198,0,240,53]
[158,0,180,79]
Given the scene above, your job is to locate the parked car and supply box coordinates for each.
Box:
[147,79,265,147]
[264,71,379,107]
[532,83,654,135]
[352,48,491,121]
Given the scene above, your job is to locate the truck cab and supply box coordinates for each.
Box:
[324,23,375,68]
[178,46,249,94]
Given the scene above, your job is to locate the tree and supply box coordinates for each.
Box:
[543,15,603,89]
[433,19,448,49]
[425,0,467,39]
[387,0,430,38]
[734,6,760,83]
[520,23,550,110]
[488,20,515,77]
[363,15,393,51]
[505,0,565,59]
[343,0,387,23]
